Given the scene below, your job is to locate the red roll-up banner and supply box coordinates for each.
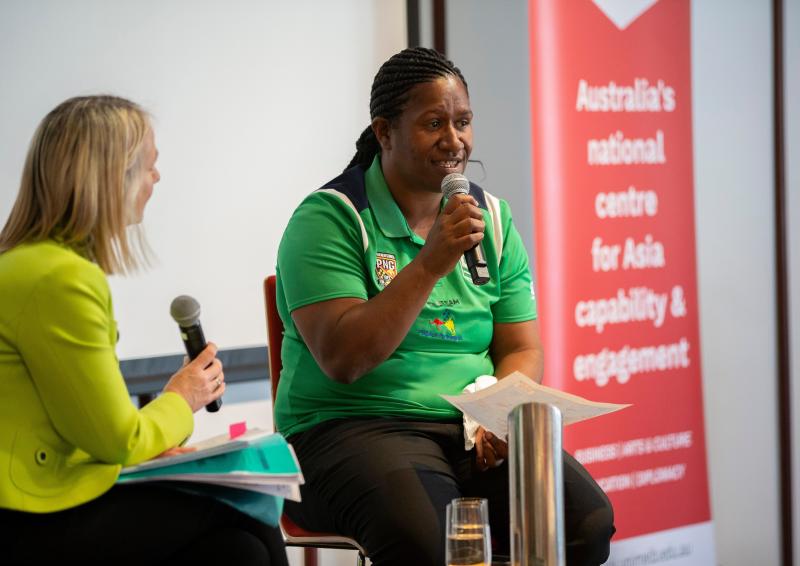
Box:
[529,1,714,562]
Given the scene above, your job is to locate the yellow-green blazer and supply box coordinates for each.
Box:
[0,240,193,513]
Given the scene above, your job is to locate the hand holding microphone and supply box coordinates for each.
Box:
[166,295,224,412]
[441,173,490,285]
[418,173,490,285]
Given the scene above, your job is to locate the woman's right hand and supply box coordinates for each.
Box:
[417,193,485,279]
[162,343,225,412]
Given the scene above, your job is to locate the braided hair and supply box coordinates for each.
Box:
[346,47,468,171]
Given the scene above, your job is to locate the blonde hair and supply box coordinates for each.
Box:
[0,95,152,274]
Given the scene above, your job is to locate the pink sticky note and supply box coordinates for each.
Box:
[229,421,247,439]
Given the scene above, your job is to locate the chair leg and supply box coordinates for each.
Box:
[303,547,318,566]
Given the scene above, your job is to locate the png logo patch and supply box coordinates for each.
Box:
[375,252,397,287]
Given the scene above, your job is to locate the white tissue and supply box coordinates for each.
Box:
[461,375,497,450]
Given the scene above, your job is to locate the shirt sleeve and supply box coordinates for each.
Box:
[278,191,369,312]
[16,260,193,466]
[491,199,538,323]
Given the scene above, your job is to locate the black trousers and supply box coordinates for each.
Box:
[286,418,615,566]
[0,483,288,566]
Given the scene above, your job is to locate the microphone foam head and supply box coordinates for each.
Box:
[170,295,201,326]
[441,173,470,199]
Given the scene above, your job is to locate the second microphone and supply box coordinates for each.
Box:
[170,295,223,412]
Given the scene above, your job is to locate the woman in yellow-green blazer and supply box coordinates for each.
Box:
[0,96,287,566]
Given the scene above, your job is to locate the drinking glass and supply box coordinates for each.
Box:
[445,497,491,566]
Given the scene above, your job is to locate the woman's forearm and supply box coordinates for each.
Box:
[493,348,544,383]
[294,258,440,383]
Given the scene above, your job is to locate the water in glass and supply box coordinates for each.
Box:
[445,498,491,566]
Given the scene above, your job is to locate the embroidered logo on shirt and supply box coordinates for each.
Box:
[375,252,397,287]
[431,313,456,335]
[417,309,463,341]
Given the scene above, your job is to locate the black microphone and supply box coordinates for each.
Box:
[170,295,222,412]
[441,173,490,285]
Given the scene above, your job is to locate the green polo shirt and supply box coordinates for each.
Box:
[275,156,536,436]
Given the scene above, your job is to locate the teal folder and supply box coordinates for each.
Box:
[118,433,300,480]
[117,433,301,526]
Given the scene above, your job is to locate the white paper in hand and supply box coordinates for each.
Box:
[442,371,630,438]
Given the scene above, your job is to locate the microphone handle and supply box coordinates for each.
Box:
[179,323,222,412]
[465,242,490,285]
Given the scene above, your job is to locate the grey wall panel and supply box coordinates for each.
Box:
[692,2,780,563]
[446,0,536,270]
[786,0,800,562]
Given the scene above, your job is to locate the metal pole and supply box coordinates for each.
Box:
[509,402,565,566]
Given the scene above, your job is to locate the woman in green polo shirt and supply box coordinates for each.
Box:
[0,96,287,565]
[275,48,615,566]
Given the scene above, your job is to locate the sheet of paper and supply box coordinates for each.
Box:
[184,427,272,451]
[441,371,630,438]
[121,428,275,475]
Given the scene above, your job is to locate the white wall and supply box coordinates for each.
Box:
[0,0,406,362]
[448,0,787,564]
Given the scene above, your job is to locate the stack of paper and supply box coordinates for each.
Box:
[118,429,304,501]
